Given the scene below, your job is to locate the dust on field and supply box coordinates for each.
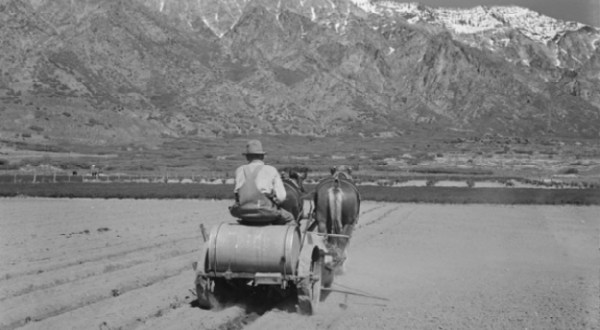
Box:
[0,199,598,329]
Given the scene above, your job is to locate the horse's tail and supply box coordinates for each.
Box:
[328,183,343,235]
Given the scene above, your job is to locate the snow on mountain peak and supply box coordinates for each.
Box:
[352,0,587,43]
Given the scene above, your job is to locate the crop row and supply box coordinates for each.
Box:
[0,183,598,205]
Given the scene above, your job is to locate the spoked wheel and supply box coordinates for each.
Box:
[195,275,227,310]
[297,250,323,315]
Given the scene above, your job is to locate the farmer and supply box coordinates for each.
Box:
[229,139,295,225]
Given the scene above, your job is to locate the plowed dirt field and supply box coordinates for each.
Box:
[1,198,598,329]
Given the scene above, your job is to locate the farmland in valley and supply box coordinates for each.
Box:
[0,199,598,329]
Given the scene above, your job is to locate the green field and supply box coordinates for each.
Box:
[2,134,600,181]
[1,182,599,205]
[2,134,599,206]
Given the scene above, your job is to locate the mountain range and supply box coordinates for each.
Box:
[0,0,599,147]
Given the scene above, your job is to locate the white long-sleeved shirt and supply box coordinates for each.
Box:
[233,160,286,203]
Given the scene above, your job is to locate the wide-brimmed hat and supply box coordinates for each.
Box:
[243,139,266,155]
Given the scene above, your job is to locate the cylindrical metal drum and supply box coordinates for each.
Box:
[208,223,301,275]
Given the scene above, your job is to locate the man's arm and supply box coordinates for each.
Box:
[233,166,244,203]
[272,172,287,204]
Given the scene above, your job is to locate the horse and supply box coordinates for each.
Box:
[313,165,360,267]
[279,167,308,222]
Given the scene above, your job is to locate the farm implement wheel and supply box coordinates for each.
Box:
[322,263,334,289]
[195,275,227,309]
[297,250,323,315]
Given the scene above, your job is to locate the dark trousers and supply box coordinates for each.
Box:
[274,208,295,225]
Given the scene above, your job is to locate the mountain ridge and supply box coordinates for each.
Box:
[0,0,599,148]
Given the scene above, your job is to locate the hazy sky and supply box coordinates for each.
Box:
[416,0,600,27]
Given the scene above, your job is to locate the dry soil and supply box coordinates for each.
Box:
[0,198,598,329]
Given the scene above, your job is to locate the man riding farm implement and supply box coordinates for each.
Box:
[194,140,327,314]
[229,139,295,225]
[193,140,363,314]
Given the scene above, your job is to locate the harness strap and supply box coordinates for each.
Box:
[244,164,263,182]
[238,165,274,206]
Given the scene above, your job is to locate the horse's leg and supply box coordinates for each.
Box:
[340,224,354,247]
[314,192,328,234]
[314,210,328,235]
[336,223,356,273]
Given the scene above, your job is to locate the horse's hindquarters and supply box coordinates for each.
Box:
[314,180,360,228]
[314,178,360,270]
[282,181,303,220]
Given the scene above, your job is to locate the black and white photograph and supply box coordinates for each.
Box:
[1,0,599,329]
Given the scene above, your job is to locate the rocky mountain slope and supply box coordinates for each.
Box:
[0,0,599,147]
